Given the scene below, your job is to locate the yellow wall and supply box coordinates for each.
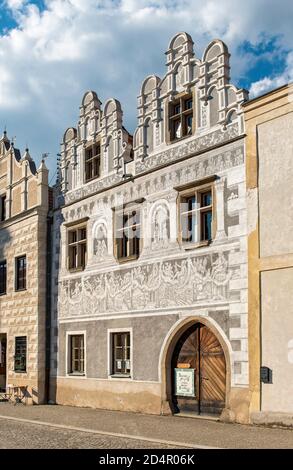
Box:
[244,84,293,416]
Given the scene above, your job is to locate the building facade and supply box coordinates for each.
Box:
[50,32,250,423]
[0,132,50,403]
[245,83,293,426]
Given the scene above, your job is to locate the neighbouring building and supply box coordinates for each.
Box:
[0,131,50,404]
[50,32,250,423]
[244,83,293,426]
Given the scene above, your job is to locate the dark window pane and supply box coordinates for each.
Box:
[201,210,212,241]
[14,336,27,372]
[16,256,26,291]
[186,114,193,135]
[185,98,193,110]
[112,332,131,375]
[201,191,212,207]
[70,335,84,374]
[0,195,6,221]
[0,260,6,295]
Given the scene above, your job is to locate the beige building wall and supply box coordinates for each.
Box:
[0,134,49,403]
[244,83,293,426]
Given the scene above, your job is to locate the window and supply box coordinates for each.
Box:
[115,207,141,261]
[180,187,213,245]
[0,194,6,221]
[14,336,27,372]
[0,260,7,295]
[15,256,26,291]
[111,332,131,376]
[169,94,193,141]
[85,144,100,182]
[69,334,85,375]
[68,226,87,270]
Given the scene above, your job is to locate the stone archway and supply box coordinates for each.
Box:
[159,316,232,416]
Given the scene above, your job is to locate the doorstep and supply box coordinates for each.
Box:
[175,412,220,421]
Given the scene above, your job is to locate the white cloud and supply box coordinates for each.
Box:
[5,0,27,9]
[250,51,293,97]
[0,0,293,176]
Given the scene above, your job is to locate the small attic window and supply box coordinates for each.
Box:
[169,94,194,142]
[85,143,101,182]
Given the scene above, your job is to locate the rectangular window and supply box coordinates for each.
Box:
[68,226,87,270]
[112,332,131,376]
[180,187,213,245]
[69,334,85,375]
[0,194,6,221]
[115,207,141,261]
[15,256,26,291]
[169,94,193,141]
[0,260,7,295]
[14,336,27,372]
[85,144,100,182]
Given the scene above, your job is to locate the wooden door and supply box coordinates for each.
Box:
[199,325,226,414]
[172,323,226,415]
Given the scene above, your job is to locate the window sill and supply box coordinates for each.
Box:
[0,292,7,297]
[117,255,139,264]
[15,288,27,293]
[67,373,86,377]
[182,240,211,250]
[169,134,193,145]
[68,267,85,273]
[109,374,132,380]
[14,370,27,374]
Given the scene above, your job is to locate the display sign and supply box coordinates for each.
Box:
[174,368,195,397]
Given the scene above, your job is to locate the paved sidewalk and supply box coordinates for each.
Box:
[0,403,292,448]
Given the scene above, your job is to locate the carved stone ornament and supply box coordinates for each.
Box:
[58,251,239,318]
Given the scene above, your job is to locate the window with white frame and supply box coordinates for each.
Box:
[179,185,213,245]
[68,334,85,375]
[114,205,141,261]
[111,332,131,376]
[67,225,87,271]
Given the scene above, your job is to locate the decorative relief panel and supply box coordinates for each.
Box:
[136,122,240,174]
[58,251,239,318]
[64,139,244,208]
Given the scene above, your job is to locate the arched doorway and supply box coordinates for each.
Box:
[171,322,226,416]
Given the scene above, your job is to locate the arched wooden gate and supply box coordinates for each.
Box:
[171,322,226,415]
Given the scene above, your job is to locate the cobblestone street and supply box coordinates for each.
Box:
[0,417,179,449]
[0,404,293,449]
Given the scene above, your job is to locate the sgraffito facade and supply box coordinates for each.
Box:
[50,33,250,423]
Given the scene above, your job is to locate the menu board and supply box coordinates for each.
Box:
[174,368,195,397]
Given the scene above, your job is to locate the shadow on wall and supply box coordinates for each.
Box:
[47,198,64,405]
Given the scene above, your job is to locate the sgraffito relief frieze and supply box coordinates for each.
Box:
[62,144,244,223]
[58,251,240,319]
[135,123,240,174]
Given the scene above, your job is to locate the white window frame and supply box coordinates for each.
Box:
[107,328,133,380]
[66,330,87,378]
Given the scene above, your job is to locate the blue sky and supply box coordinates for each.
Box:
[0,0,292,179]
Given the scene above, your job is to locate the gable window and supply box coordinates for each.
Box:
[115,205,141,261]
[0,194,6,221]
[68,334,85,375]
[179,185,213,246]
[111,332,131,376]
[169,94,193,141]
[14,336,27,372]
[0,260,7,295]
[15,255,26,291]
[85,143,100,182]
[68,225,87,271]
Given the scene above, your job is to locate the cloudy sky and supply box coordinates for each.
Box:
[0,0,292,179]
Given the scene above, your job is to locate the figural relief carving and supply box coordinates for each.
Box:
[58,251,237,318]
